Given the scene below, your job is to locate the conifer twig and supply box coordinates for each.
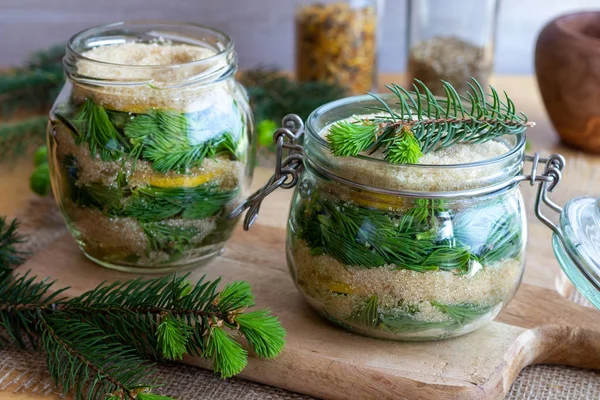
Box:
[0,216,286,400]
[327,79,535,164]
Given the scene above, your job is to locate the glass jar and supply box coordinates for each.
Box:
[295,0,380,95]
[234,94,600,341]
[289,95,526,340]
[47,21,254,273]
[406,0,499,95]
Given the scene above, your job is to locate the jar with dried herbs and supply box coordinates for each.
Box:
[295,0,379,95]
[407,0,499,95]
[47,22,254,273]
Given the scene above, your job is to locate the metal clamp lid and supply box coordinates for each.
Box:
[229,114,305,230]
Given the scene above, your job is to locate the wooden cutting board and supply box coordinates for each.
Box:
[14,205,600,400]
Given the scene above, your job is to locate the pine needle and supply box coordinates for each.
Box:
[156,316,192,360]
[205,327,248,378]
[236,310,286,358]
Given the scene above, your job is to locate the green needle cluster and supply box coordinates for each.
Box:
[0,264,286,399]
[326,79,533,164]
[68,99,241,173]
[124,110,239,173]
[298,195,522,273]
[69,181,239,259]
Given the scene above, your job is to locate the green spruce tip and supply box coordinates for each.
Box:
[70,98,241,173]
[326,78,534,164]
[123,108,239,173]
[1,247,287,399]
[297,195,522,273]
[33,145,48,166]
[30,163,51,196]
[75,98,129,161]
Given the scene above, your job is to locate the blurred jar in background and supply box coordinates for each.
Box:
[295,0,381,95]
[407,0,499,95]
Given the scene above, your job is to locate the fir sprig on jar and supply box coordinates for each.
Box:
[326,79,534,164]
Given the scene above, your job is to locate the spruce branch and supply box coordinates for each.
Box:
[0,222,286,398]
[39,314,164,400]
[327,79,535,164]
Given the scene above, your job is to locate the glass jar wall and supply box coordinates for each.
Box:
[47,21,255,273]
[295,0,380,95]
[407,0,499,95]
[286,95,527,340]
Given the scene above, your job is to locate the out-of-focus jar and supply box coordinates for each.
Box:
[47,21,255,273]
[295,0,380,95]
[407,0,499,95]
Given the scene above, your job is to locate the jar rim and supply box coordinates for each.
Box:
[64,20,237,88]
[305,93,527,169]
[67,20,234,69]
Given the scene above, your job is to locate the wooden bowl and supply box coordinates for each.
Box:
[535,11,600,153]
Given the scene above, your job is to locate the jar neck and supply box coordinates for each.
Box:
[303,94,527,197]
[63,20,237,90]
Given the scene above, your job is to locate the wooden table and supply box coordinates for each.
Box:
[0,74,598,399]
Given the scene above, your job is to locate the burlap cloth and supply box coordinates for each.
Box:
[1,196,599,399]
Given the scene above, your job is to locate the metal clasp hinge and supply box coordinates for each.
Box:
[523,153,566,234]
[229,114,305,230]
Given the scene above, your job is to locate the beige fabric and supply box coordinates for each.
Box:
[1,196,598,399]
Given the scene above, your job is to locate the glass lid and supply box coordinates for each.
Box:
[552,196,600,308]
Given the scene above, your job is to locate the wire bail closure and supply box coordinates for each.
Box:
[229,114,305,230]
[523,152,566,230]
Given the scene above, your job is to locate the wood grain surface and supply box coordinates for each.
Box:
[2,75,600,399]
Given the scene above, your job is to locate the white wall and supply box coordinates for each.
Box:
[1,0,599,73]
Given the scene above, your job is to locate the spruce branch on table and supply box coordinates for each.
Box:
[0,216,286,400]
[326,78,535,164]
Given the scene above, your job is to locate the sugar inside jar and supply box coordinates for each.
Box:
[47,22,254,273]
